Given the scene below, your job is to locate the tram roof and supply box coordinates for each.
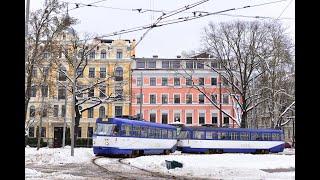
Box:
[181,126,283,133]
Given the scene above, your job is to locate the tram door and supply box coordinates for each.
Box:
[54,127,63,148]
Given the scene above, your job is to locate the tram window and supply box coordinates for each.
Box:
[262,133,271,141]
[148,128,155,138]
[272,133,280,141]
[240,132,249,140]
[193,131,205,139]
[230,132,239,140]
[172,130,177,139]
[155,128,161,138]
[168,130,172,139]
[140,126,148,138]
[132,126,141,137]
[121,124,132,136]
[206,131,213,139]
[219,132,227,140]
[212,131,218,139]
[178,131,188,139]
[113,126,120,135]
[162,129,168,138]
[251,133,260,140]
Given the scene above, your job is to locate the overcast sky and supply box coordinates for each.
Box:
[27,0,295,58]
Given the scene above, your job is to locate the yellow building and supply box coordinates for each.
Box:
[26,30,135,147]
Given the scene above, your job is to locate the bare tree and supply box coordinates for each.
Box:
[25,0,76,122]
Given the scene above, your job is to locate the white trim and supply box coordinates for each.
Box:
[173,93,181,104]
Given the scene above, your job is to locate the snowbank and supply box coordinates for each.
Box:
[123,153,295,179]
[25,146,94,165]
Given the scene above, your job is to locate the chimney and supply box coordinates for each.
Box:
[177,55,181,58]
[153,55,158,58]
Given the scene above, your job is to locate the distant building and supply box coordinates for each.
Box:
[131,55,240,127]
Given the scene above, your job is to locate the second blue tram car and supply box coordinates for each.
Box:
[177,126,285,154]
[93,118,177,157]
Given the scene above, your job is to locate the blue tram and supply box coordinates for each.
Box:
[177,126,285,154]
[93,117,177,157]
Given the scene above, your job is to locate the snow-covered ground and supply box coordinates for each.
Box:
[26,147,295,179]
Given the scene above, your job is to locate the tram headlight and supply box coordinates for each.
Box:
[105,139,109,145]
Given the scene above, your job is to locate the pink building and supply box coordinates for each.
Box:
[131,55,240,128]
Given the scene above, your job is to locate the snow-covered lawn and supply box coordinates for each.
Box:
[25,147,295,179]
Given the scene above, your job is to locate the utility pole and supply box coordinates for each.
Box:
[37,75,47,150]
[139,72,143,120]
[219,74,222,127]
[62,84,67,147]
[71,31,77,156]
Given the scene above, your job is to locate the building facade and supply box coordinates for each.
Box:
[26,30,135,146]
[131,56,240,127]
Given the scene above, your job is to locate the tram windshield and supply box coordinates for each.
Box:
[177,131,189,139]
[95,123,116,135]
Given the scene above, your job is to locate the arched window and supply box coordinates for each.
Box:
[29,105,35,117]
[115,67,123,81]
[58,66,66,81]
[89,50,95,59]
[99,106,105,118]
[100,49,106,59]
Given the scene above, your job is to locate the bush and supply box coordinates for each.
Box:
[25,137,47,147]
[75,138,92,147]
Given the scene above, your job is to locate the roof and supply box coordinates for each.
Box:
[96,118,177,129]
[181,126,282,133]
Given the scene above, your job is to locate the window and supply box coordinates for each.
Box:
[78,49,84,58]
[58,86,66,100]
[89,50,95,59]
[42,108,47,117]
[121,124,132,136]
[43,67,49,77]
[168,130,172,139]
[115,84,123,96]
[162,77,168,86]
[115,67,123,81]
[137,95,142,104]
[212,113,218,124]
[199,113,205,124]
[272,133,280,141]
[88,127,93,138]
[59,66,67,81]
[148,61,156,68]
[116,50,123,59]
[206,131,213,139]
[61,105,66,117]
[230,132,239,140]
[174,112,180,122]
[99,106,105,118]
[29,127,34,137]
[150,113,156,122]
[99,86,106,97]
[162,129,168,138]
[89,68,95,78]
[174,94,180,104]
[32,67,37,78]
[240,132,249,140]
[137,60,145,68]
[174,77,180,86]
[172,61,180,68]
[53,105,59,117]
[77,127,82,138]
[41,85,48,97]
[137,77,142,86]
[88,108,94,118]
[222,77,229,86]
[186,77,192,86]
[149,77,156,86]
[186,94,192,104]
[162,113,168,124]
[211,94,217,104]
[199,77,204,85]
[223,94,229,104]
[100,67,106,78]
[100,49,106,59]
[224,117,229,124]
[150,94,156,104]
[36,127,46,137]
[141,127,148,138]
[186,113,192,124]
[199,94,204,104]
[43,51,50,59]
[211,61,218,68]
[115,106,122,116]
[88,88,94,97]
[162,94,168,104]
[30,85,37,97]
[186,61,193,69]
[194,131,205,139]
[211,77,217,85]
[77,67,83,78]
[162,61,169,68]
[77,85,83,98]
[29,106,35,117]
[197,61,204,69]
